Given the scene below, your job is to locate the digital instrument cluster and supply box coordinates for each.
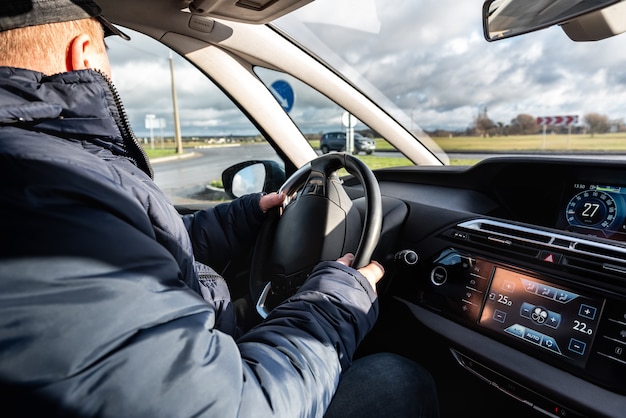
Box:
[557,182,626,241]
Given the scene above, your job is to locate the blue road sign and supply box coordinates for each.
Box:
[270,80,295,113]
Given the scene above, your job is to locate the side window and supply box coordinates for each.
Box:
[107,31,283,205]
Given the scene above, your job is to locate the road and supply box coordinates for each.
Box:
[152,144,626,204]
[152,144,280,204]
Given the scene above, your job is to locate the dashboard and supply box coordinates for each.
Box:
[367,157,626,418]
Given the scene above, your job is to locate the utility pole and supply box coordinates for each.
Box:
[170,52,183,154]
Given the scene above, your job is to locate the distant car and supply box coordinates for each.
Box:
[320,132,375,154]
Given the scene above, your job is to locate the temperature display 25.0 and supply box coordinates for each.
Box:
[479,266,604,368]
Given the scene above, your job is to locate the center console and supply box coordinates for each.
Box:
[418,219,626,395]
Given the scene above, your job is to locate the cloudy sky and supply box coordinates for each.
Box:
[105,0,626,138]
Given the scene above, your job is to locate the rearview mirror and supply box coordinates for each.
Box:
[483,0,621,41]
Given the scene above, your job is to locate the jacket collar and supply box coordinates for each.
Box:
[0,67,121,136]
[0,67,153,178]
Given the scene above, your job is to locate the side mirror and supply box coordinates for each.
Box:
[482,0,621,41]
[222,160,286,199]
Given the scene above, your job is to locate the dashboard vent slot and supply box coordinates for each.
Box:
[467,234,540,257]
[478,222,552,244]
[574,242,626,261]
[452,219,626,282]
[552,238,573,248]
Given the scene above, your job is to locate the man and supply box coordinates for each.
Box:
[0,1,439,417]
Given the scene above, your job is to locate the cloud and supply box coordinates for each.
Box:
[106,0,626,137]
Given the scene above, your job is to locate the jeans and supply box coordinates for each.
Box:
[324,352,440,418]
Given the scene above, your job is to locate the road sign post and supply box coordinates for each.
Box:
[536,115,579,150]
[342,111,357,153]
[145,114,157,150]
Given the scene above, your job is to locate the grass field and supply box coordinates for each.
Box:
[432,132,626,152]
[143,132,626,169]
[309,132,626,153]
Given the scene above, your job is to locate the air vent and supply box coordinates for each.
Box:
[451,219,626,282]
[478,221,553,244]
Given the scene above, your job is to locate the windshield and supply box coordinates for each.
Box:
[106,0,626,205]
[273,0,626,166]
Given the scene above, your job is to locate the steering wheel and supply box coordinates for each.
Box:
[250,152,383,318]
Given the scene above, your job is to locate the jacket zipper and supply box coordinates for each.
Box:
[95,69,154,179]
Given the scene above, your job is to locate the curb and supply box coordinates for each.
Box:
[150,151,199,164]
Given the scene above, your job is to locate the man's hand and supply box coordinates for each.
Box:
[337,253,384,293]
[260,192,285,213]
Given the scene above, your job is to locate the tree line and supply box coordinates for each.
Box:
[428,111,626,137]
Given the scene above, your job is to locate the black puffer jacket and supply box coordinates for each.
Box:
[0,67,378,417]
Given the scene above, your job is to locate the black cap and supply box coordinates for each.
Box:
[0,0,130,40]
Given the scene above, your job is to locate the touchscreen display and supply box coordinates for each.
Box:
[479,267,604,368]
[558,183,626,241]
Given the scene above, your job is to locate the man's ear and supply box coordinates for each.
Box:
[66,33,112,77]
[67,33,92,71]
